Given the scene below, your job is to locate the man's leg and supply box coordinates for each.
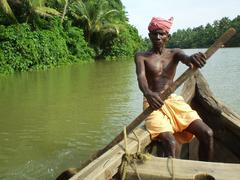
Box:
[158,132,176,158]
[185,119,214,161]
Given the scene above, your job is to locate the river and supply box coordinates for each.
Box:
[0,48,239,179]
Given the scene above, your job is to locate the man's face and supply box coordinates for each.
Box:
[149,29,169,47]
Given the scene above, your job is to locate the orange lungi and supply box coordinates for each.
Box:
[144,94,201,144]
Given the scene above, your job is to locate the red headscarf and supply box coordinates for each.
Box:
[148,17,174,33]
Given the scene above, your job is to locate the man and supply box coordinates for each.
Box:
[135,17,213,161]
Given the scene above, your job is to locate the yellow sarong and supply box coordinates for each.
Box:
[144,94,201,144]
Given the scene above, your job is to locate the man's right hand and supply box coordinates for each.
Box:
[145,91,164,110]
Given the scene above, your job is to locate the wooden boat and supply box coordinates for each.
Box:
[57,70,240,180]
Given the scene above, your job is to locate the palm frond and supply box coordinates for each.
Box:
[101,23,120,36]
[68,0,121,46]
[102,9,119,19]
[30,0,44,7]
[0,0,17,22]
[34,6,61,17]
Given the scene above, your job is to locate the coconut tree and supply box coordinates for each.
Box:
[69,0,120,54]
[60,0,68,22]
[47,0,69,23]
[20,0,61,25]
[0,0,61,25]
[0,0,18,23]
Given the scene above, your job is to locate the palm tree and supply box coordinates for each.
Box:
[59,0,68,23]
[0,0,61,25]
[0,0,18,23]
[69,0,120,48]
[29,0,61,17]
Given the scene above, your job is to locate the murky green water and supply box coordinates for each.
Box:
[0,48,239,179]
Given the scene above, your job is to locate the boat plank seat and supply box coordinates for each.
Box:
[125,156,240,180]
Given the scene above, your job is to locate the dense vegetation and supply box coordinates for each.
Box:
[0,1,239,74]
[0,20,95,74]
[0,0,145,74]
[168,16,240,48]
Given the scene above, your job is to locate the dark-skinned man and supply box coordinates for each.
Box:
[135,17,213,161]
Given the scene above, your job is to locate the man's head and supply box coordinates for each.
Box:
[148,17,173,48]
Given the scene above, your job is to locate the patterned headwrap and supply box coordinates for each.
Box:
[148,17,174,33]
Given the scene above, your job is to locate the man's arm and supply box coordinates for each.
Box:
[174,48,206,68]
[134,53,163,110]
[134,53,150,96]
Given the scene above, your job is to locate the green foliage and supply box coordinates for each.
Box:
[104,24,144,60]
[229,16,240,47]
[0,0,62,26]
[168,16,240,48]
[108,0,127,21]
[0,19,94,74]
[140,37,151,52]
[0,0,146,74]
[0,23,67,72]
[65,25,95,61]
[69,0,121,56]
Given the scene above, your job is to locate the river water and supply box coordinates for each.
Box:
[0,48,239,179]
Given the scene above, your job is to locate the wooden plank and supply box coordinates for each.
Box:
[181,75,196,103]
[125,157,240,180]
[70,127,151,180]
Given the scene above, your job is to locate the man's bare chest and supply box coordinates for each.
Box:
[144,57,174,75]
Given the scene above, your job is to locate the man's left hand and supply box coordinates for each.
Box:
[189,52,207,68]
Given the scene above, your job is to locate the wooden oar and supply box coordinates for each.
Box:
[78,28,236,171]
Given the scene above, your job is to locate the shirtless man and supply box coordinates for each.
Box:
[135,17,213,161]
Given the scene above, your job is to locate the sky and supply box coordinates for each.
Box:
[121,0,240,37]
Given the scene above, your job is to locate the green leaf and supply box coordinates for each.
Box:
[34,6,61,17]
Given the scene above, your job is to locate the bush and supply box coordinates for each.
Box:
[0,23,69,72]
[65,26,95,62]
[0,19,94,74]
[104,24,144,60]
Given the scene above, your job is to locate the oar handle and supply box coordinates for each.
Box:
[205,28,236,59]
[78,27,236,170]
